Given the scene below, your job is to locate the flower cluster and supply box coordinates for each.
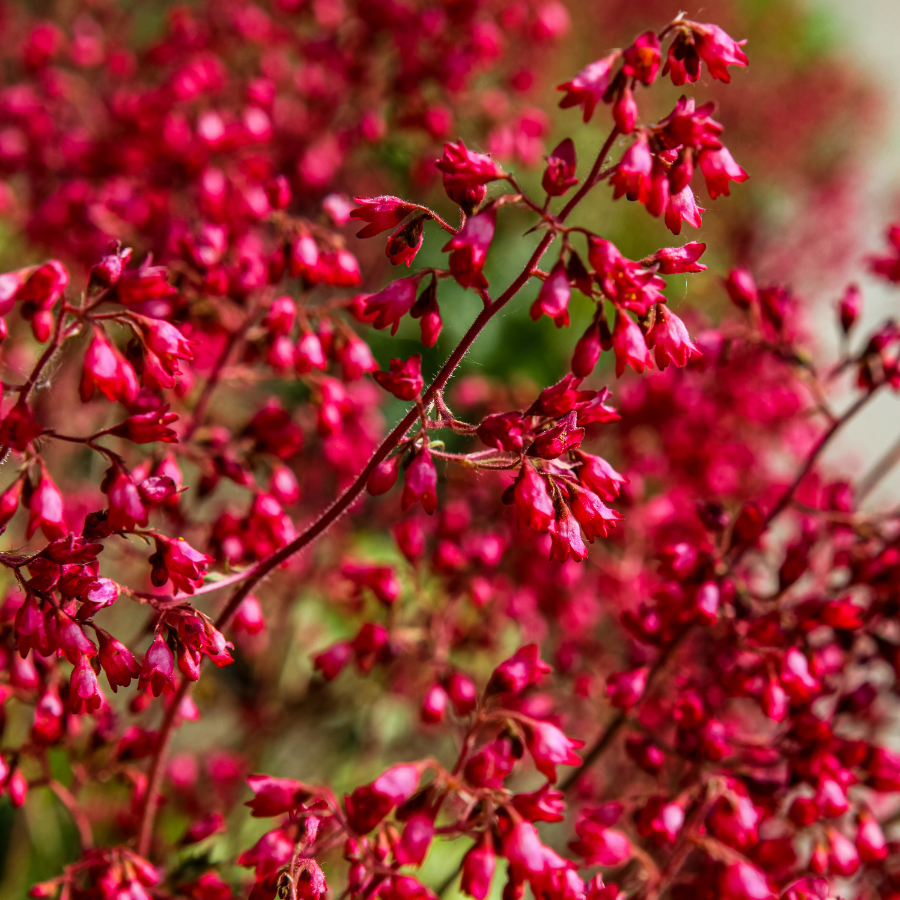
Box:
[0,2,897,900]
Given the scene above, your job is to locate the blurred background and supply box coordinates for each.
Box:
[1,0,900,895]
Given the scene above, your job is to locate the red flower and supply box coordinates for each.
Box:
[647,305,701,369]
[350,195,417,238]
[664,186,705,234]
[139,632,175,697]
[374,354,424,400]
[513,462,554,533]
[116,263,177,305]
[611,310,652,377]
[69,655,103,714]
[610,133,652,204]
[574,451,629,501]
[386,217,425,267]
[245,774,311,817]
[461,835,496,900]
[444,208,496,291]
[364,276,423,334]
[487,644,552,695]
[569,483,622,540]
[108,406,179,443]
[622,31,661,85]
[542,139,578,197]
[606,667,648,710]
[524,720,584,781]
[150,535,214,594]
[548,505,588,563]
[401,447,438,514]
[530,260,571,327]
[97,629,140,692]
[699,147,749,198]
[26,463,66,540]
[646,242,707,274]
[557,53,620,122]
[436,140,505,188]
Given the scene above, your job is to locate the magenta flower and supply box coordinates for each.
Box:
[542,139,579,197]
[557,53,620,122]
[350,195,416,238]
[530,260,571,327]
[401,447,438,514]
[647,305,701,369]
[444,208,496,290]
[374,354,424,400]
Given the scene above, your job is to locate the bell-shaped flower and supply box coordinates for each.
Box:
[401,447,438,514]
[80,330,139,405]
[622,31,660,84]
[374,354,424,400]
[524,720,584,781]
[444,208,496,290]
[139,632,175,697]
[530,260,571,327]
[26,463,66,540]
[557,53,620,122]
[245,774,311,817]
[487,644,552,695]
[610,133,652,204]
[109,405,179,443]
[97,629,140,692]
[542,139,578,197]
[665,186,704,234]
[611,310,652,377]
[102,465,148,532]
[386,217,425,267]
[513,462,554,533]
[436,140,505,188]
[648,305,701,369]
[606,667,648,710]
[364,276,423,335]
[512,784,566,823]
[699,147,748,199]
[548,505,588,563]
[150,535,214,594]
[461,834,496,900]
[646,242,707,274]
[574,451,628,501]
[69,655,103,714]
[569,483,622,541]
[350,195,416,238]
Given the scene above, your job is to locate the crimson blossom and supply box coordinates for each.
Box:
[0,2,898,900]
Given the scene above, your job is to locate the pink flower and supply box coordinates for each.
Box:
[513,462,554,533]
[838,284,862,334]
[436,140,505,188]
[571,319,603,377]
[723,268,758,309]
[647,305,701,369]
[487,644,552,695]
[574,451,629,501]
[855,812,887,862]
[374,354,424,400]
[503,821,548,880]
[656,97,723,150]
[386,217,425,267]
[530,411,583,459]
[548,505,588,563]
[557,53,620,122]
[97,629,140,692]
[116,264,177,305]
[26,463,66,540]
[350,195,416,238]
[102,465,148,532]
[313,641,353,681]
[150,535,214,594]
[569,483,622,540]
[699,147,749,199]
[401,447,438,514]
[80,330,139,405]
[477,412,525,451]
[364,276,423,334]
[530,260,571,327]
[109,406,179,444]
[664,186,705,234]
[720,863,773,900]
[611,310,652,377]
[444,208,496,290]
[622,31,660,85]
[646,242,707,274]
[606,667,648,710]
[512,784,566,823]
[692,22,749,84]
[542,139,578,197]
[69,655,103,714]
[245,774,311,817]
[139,632,175,697]
[610,133,652,204]
[461,835,496,900]
[524,720,584,781]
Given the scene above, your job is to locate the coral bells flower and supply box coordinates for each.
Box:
[838,284,862,334]
[386,217,425,267]
[108,406,179,443]
[26,463,66,540]
[436,140,504,189]
[364,275,423,334]
[606,667,648,710]
[245,774,311,817]
[622,31,661,85]
[699,147,749,199]
[350,196,417,238]
[530,260,571,327]
[524,720,584,781]
[14,260,69,312]
[665,186,704,234]
[612,311,652,376]
[487,644,552,695]
[116,263,177,305]
[133,314,195,376]
[647,242,707,274]
[444,208,496,290]
[503,821,548,880]
[69,655,103,714]
[691,22,749,84]
[97,629,140,692]
[610,133,653,204]
[647,305,701,369]
[549,505,588,563]
[139,632,175,697]
[542,139,578,197]
[374,355,424,400]
[724,268,758,309]
[574,451,628,501]
[557,52,620,122]
[0,401,43,451]
[102,465,148,532]
[571,319,603,377]
[870,224,900,282]
[461,835,497,900]
[513,462,554,533]
[569,483,622,540]
[149,535,214,593]
[80,329,139,405]
[720,863,773,900]
[401,447,438,514]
